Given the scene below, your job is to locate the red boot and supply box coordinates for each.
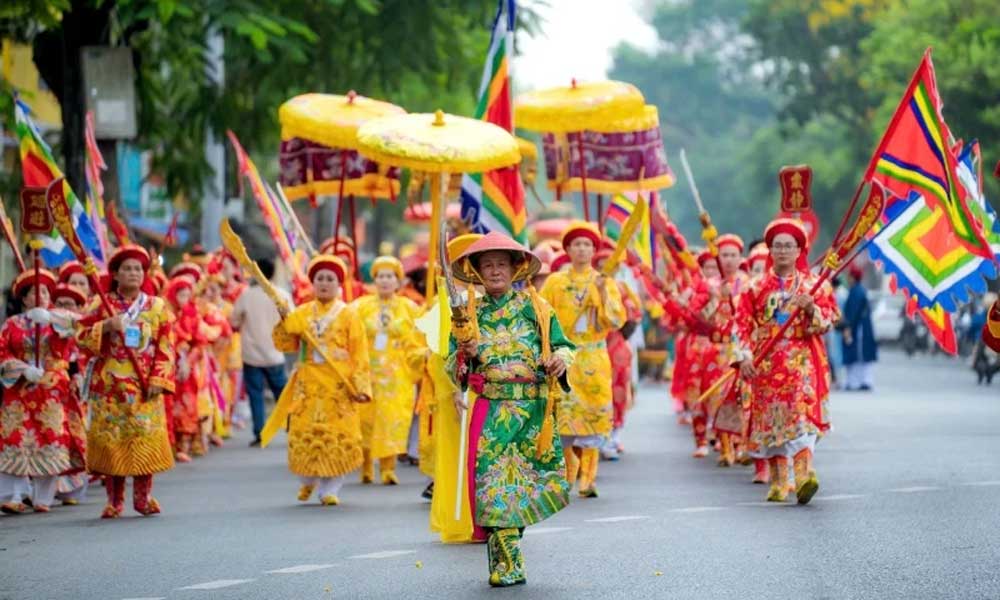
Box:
[133,475,161,516]
[101,476,125,519]
[752,459,770,484]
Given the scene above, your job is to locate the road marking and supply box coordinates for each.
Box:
[888,486,940,493]
[669,506,726,513]
[812,494,866,501]
[585,515,650,523]
[178,579,255,590]
[348,550,416,560]
[266,564,338,574]
[524,526,573,536]
[961,481,1000,487]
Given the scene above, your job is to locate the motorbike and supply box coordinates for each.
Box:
[899,315,929,356]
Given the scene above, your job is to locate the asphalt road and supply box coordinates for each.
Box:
[2,349,998,600]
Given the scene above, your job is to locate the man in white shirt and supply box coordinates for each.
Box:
[230,258,290,446]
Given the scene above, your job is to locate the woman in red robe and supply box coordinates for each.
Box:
[0,269,83,514]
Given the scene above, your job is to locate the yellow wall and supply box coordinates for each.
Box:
[2,39,62,129]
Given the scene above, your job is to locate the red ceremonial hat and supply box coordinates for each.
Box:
[57,260,84,283]
[764,218,809,271]
[592,247,615,267]
[561,221,601,251]
[848,262,865,281]
[696,249,714,267]
[164,276,194,308]
[109,244,151,273]
[169,261,203,284]
[52,283,86,307]
[550,252,570,273]
[452,231,541,284]
[307,254,348,284]
[716,234,744,253]
[13,269,57,299]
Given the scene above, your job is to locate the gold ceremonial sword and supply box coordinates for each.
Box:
[602,193,648,276]
[219,218,358,397]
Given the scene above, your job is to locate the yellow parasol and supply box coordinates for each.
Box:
[357,110,521,300]
[514,80,652,224]
[278,91,406,251]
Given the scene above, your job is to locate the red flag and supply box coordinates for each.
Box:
[106,202,131,247]
[864,50,991,258]
[906,296,957,355]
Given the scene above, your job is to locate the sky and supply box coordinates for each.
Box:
[512,0,660,91]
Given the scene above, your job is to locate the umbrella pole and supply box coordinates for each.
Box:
[575,132,590,222]
[426,172,442,302]
[334,151,348,239]
[348,194,360,280]
[597,193,605,235]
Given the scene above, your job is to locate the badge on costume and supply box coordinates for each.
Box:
[774,311,789,325]
[124,325,141,348]
[574,314,588,334]
[374,332,388,352]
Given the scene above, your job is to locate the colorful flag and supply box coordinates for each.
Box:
[83,111,111,259]
[227,131,304,278]
[907,297,957,355]
[105,201,131,247]
[459,0,528,244]
[605,192,657,269]
[868,141,1000,313]
[14,96,104,267]
[864,50,991,258]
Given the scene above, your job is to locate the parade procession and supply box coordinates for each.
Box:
[2,1,1000,598]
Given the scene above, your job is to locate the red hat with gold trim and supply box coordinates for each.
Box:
[307,254,348,283]
[51,283,86,307]
[696,248,714,266]
[452,231,541,284]
[164,276,194,308]
[764,217,809,271]
[716,234,744,254]
[169,261,203,284]
[57,260,84,284]
[561,220,601,251]
[13,269,57,299]
[108,244,151,273]
[551,252,570,273]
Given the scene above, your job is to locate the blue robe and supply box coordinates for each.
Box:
[841,283,878,365]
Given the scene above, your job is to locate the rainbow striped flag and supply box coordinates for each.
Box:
[864,49,991,258]
[83,110,112,259]
[606,192,656,269]
[227,131,304,278]
[459,0,527,244]
[15,96,104,267]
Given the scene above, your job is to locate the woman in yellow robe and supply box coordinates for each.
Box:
[261,255,372,506]
[354,256,425,485]
[540,221,625,498]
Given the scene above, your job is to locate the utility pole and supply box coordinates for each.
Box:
[201,26,225,249]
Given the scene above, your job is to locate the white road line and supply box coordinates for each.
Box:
[669,506,726,513]
[348,550,416,560]
[961,481,1000,487]
[888,486,941,493]
[178,579,255,590]
[585,515,650,523]
[266,564,338,574]
[524,526,573,535]
[812,494,866,501]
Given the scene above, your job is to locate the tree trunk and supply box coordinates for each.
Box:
[31,1,112,198]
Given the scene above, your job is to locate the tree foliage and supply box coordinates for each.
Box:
[611,0,998,249]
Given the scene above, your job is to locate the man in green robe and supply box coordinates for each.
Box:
[448,232,575,587]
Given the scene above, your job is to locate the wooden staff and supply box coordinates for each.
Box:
[45,178,149,396]
[0,197,26,271]
[698,182,887,402]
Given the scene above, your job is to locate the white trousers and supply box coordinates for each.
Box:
[299,476,345,499]
[0,473,31,503]
[749,432,818,460]
[845,362,874,389]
